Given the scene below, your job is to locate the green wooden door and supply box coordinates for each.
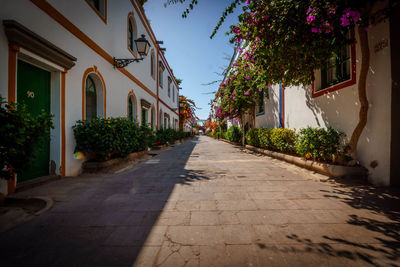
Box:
[17,60,51,182]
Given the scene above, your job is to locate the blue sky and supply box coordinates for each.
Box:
[143,0,242,120]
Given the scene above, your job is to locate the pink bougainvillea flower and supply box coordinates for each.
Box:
[341,17,350,27]
[349,10,360,23]
[311,27,322,33]
[232,96,236,100]
[244,91,250,96]
[245,76,251,79]
[233,26,241,35]
[307,15,315,24]
[258,88,262,92]
[233,89,236,95]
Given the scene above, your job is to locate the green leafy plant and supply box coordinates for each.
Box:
[0,97,54,179]
[154,128,190,146]
[258,128,272,149]
[73,117,155,161]
[246,128,260,147]
[270,128,296,153]
[139,124,156,150]
[226,125,242,143]
[296,126,348,163]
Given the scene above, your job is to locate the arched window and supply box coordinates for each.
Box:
[128,14,137,56]
[151,107,155,130]
[141,107,147,126]
[85,76,97,120]
[159,61,164,88]
[159,109,163,129]
[164,113,169,129]
[82,67,106,120]
[150,50,155,79]
[128,93,137,123]
[168,77,171,97]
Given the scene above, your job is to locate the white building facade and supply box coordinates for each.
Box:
[222,2,399,186]
[253,15,399,186]
[0,0,180,194]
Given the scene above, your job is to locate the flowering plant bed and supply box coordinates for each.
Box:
[245,145,367,178]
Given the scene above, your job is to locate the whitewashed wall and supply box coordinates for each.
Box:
[0,0,180,182]
[255,84,281,129]
[255,22,392,186]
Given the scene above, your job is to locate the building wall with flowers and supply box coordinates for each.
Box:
[255,21,393,186]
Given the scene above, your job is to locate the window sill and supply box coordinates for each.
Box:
[312,75,356,98]
[256,112,265,117]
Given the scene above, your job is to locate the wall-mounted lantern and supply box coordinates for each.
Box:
[113,34,151,68]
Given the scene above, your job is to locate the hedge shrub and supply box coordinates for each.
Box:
[258,128,273,149]
[214,130,226,139]
[246,128,261,147]
[270,128,296,153]
[73,117,154,161]
[296,126,347,163]
[238,126,348,164]
[155,128,189,145]
[226,125,242,143]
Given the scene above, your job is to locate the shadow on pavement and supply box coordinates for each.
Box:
[255,178,400,266]
[0,137,208,267]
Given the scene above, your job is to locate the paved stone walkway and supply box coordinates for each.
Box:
[0,136,399,266]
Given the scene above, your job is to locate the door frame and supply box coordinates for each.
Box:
[6,46,67,193]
